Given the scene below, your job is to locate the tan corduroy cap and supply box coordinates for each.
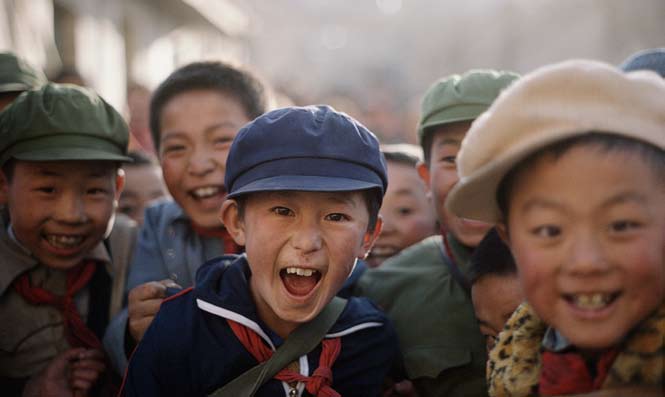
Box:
[446,59,665,223]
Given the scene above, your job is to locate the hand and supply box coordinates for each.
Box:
[127,279,181,342]
[69,349,106,397]
[382,378,419,397]
[22,348,105,397]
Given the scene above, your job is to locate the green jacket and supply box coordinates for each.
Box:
[355,234,487,397]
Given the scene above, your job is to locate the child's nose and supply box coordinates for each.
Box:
[54,194,88,224]
[564,232,610,275]
[187,148,218,176]
[290,222,323,254]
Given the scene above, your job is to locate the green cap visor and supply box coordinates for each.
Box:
[1,134,132,165]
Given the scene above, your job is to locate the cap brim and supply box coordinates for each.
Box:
[12,147,132,163]
[227,175,382,199]
[418,104,488,142]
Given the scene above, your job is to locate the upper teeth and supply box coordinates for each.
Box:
[285,267,318,277]
[47,235,82,247]
[573,293,611,309]
[192,186,220,198]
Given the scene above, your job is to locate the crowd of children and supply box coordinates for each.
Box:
[0,47,663,397]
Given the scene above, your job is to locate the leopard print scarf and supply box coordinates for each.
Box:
[487,302,664,397]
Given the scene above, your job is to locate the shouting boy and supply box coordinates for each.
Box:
[120,105,400,396]
[447,60,665,396]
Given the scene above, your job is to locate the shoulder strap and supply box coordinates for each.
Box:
[209,296,347,397]
[105,214,138,320]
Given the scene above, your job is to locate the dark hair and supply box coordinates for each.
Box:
[126,150,158,166]
[234,189,382,232]
[497,132,665,220]
[469,228,517,285]
[421,120,471,165]
[381,143,423,167]
[149,61,268,151]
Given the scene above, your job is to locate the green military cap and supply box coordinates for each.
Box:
[0,52,47,93]
[418,69,520,145]
[0,83,131,166]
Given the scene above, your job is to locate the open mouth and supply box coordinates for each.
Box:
[563,292,621,311]
[42,233,85,255]
[189,185,225,200]
[280,267,322,297]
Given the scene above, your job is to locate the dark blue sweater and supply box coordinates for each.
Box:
[120,255,400,396]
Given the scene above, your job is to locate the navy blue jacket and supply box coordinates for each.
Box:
[121,255,400,397]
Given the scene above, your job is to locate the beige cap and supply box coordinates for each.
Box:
[446,59,665,223]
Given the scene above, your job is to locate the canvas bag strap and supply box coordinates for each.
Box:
[209,296,348,397]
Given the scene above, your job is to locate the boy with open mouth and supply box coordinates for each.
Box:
[120,105,401,396]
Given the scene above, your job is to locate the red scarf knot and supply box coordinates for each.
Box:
[227,319,341,397]
[539,348,619,396]
[13,261,102,349]
[191,222,243,254]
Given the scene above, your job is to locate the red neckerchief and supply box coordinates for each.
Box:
[539,347,619,395]
[227,319,342,396]
[191,223,243,254]
[13,261,102,349]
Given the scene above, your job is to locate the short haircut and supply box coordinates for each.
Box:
[469,228,517,285]
[421,120,470,165]
[381,143,423,167]
[149,61,268,151]
[234,189,382,233]
[497,132,665,219]
[126,150,158,166]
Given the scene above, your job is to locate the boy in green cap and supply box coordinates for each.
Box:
[0,51,47,111]
[355,69,519,397]
[0,83,131,396]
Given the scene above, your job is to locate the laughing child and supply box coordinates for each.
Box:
[120,105,400,396]
[447,60,665,396]
[0,83,130,396]
[103,61,268,372]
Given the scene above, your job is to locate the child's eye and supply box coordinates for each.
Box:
[36,187,55,194]
[325,213,350,222]
[531,225,561,238]
[87,188,108,196]
[609,220,641,233]
[161,144,186,155]
[439,155,456,165]
[397,207,413,216]
[213,137,233,147]
[271,206,294,217]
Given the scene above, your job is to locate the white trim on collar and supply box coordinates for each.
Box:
[325,322,383,338]
[196,298,276,350]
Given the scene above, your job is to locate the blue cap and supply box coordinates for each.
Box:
[620,48,665,77]
[225,105,387,201]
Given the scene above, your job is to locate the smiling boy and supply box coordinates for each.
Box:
[120,105,400,397]
[104,61,267,372]
[0,83,130,396]
[447,60,665,396]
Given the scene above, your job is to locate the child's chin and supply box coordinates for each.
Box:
[561,327,625,351]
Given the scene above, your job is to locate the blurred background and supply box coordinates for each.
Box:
[2,0,664,145]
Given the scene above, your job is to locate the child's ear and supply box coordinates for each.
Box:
[496,223,510,245]
[220,199,246,246]
[359,217,383,259]
[416,161,432,198]
[114,168,125,201]
[0,171,9,205]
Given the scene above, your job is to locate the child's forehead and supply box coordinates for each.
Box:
[250,190,364,205]
[16,159,117,176]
